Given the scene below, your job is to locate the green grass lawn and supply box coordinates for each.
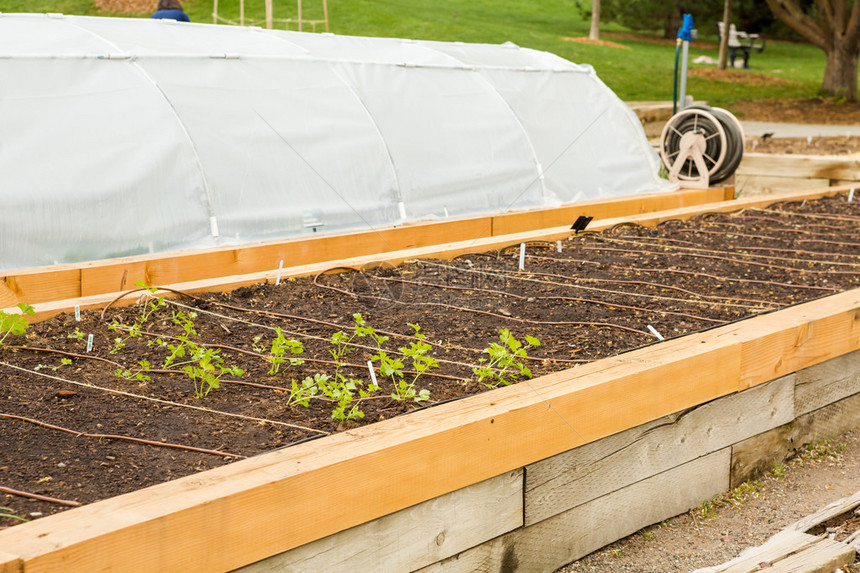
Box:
[0,0,829,106]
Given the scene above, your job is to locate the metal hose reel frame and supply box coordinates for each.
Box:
[659,105,744,187]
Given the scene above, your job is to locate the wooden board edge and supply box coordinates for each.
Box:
[0,188,730,308]
[0,551,23,573]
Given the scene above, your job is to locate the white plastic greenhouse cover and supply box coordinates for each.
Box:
[0,13,671,270]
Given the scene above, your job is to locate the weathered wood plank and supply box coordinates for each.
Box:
[769,538,855,573]
[795,349,860,415]
[739,153,860,181]
[730,390,860,488]
[420,449,731,573]
[525,376,794,525]
[236,470,523,573]
[735,175,830,198]
[693,530,822,573]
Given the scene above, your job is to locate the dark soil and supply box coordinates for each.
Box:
[2,194,860,528]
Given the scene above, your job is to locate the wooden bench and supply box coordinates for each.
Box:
[717,21,765,69]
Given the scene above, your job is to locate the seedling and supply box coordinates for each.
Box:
[35,358,73,372]
[156,309,244,398]
[266,328,304,375]
[378,323,436,403]
[107,281,166,354]
[115,359,152,385]
[473,329,541,388]
[0,303,35,346]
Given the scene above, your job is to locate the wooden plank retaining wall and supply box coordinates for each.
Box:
[243,350,860,573]
[738,153,860,196]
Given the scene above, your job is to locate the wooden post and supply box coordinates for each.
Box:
[323,0,329,32]
[265,0,272,29]
[718,0,732,70]
[212,0,218,24]
[589,0,600,41]
[298,0,302,31]
[240,0,244,26]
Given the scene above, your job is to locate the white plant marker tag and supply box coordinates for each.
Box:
[86,334,94,353]
[849,188,855,202]
[367,360,378,386]
[518,243,526,271]
[647,325,665,341]
[557,240,562,253]
[209,216,220,237]
[398,202,407,220]
[74,305,81,322]
[275,260,284,285]
[444,207,449,217]
[801,199,807,207]
[807,136,812,145]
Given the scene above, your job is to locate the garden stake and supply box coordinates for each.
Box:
[647,325,665,340]
[557,240,562,253]
[367,360,378,386]
[518,242,525,270]
[74,305,80,321]
[86,334,93,353]
[276,259,284,285]
[850,188,855,202]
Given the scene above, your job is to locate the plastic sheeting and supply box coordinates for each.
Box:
[0,13,671,270]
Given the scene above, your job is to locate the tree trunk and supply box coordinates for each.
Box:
[718,0,732,70]
[589,0,600,41]
[664,2,683,39]
[822,41,859,101]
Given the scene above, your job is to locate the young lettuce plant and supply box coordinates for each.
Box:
[473,329,541,388]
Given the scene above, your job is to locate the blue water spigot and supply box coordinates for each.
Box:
[678,14,694,42]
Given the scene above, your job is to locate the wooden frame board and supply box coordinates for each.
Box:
[4,185,855,324]
[2,187,732,313]
[1,283,858,573]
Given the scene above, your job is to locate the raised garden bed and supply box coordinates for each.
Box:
[1,188,860,572]
[2,192,858,524]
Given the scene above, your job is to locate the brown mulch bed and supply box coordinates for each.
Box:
[732,97,860,125]
[2,194,859,528]
[563,37,631,50]
[690,68,799,87]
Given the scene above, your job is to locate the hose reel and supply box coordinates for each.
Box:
[659,105,744,188]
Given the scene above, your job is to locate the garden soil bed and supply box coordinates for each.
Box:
[2,194,859,529]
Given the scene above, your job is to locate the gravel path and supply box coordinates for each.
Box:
[559,429,860,572]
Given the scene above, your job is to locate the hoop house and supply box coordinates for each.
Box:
[0,14,669,270]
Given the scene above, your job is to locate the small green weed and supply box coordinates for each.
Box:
[0,506,28,522]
